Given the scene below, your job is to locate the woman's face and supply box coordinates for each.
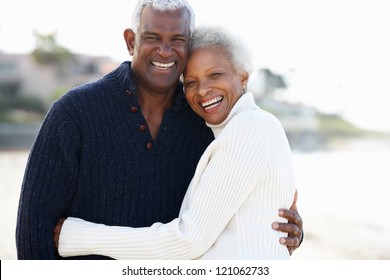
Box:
[183,47,248,125]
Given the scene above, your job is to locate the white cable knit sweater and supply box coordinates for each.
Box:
[59,92,295,259]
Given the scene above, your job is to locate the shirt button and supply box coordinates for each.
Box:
[146,142,153,150]
[130,106,138,113]
[138,124,147,132]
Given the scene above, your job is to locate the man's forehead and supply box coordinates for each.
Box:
[139,7,191,34]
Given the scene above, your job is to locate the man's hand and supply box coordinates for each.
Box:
[53,218,66,250]
[272,190,303,255]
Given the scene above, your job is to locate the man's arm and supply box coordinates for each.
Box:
[272,190,303,255]
[16,104,79,259]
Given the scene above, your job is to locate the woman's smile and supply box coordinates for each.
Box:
[200,96,224,111]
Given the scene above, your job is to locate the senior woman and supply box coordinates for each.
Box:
[54,26,296,260]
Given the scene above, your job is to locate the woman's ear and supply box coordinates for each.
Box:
[124,28,136,56]
[240,71,249,88]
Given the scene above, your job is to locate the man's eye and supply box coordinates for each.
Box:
[144,36,158,40]
[210,73,221,78]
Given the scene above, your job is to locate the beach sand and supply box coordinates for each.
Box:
[0,150,27,259]
[1,143,390,260]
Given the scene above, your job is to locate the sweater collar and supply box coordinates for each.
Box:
[206,92,258,138]
[104,61,187,113]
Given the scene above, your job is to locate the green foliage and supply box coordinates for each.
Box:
[0,93,46,122]
[51,87,68,103]
[1,93,45,113]
[317,113,367,137]
[31,31,74,65]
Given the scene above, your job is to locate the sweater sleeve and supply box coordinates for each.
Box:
[59,112,292,259]
[16,101,80,259]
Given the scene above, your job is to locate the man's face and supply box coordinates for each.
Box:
[131,7,191,93]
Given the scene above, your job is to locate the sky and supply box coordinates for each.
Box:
[1,0,390,132]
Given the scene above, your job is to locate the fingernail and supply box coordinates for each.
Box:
[272,222,279,229]
[280,238,286,244]
[278,209,284,216]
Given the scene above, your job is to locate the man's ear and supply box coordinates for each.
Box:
[124,28,136,56]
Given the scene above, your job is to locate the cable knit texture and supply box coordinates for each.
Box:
[15,62,214,259]
[59,92,295,260]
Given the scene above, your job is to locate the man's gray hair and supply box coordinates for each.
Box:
[131,0,195,34]
[190,26,253,74]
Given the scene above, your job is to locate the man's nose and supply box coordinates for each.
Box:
[157,42,173,57]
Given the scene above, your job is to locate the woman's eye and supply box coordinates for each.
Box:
[184,81,195,88]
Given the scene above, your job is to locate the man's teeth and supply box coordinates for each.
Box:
[152,61,175,69]
[202,96,223,109]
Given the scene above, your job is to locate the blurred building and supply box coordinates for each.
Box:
[249,68,323,151]
[0,52,118,149]
[0,53,117,104]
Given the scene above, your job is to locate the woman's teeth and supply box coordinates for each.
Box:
[202,96,223,110]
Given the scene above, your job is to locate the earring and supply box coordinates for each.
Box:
[242,85,247,93]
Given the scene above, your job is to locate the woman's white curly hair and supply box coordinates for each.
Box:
[190,25,254,74]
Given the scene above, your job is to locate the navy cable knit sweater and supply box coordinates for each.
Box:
[15,62,214,259]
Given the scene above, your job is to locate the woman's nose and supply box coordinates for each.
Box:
[198,87,212,97]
